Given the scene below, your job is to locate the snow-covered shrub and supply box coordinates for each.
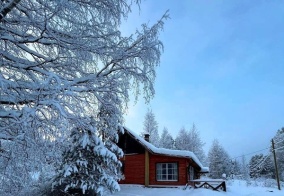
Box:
[246,180,252,187]
[263,179,277,188]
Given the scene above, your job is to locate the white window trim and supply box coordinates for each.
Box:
[156,162,178,182]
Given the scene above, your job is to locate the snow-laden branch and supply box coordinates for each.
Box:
[0,0,167,194]
[0,0,21,21]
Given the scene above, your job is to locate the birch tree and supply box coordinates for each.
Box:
[0,0,168,195]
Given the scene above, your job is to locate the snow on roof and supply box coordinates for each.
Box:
[123,127,209,173]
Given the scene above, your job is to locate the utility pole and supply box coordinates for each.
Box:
[272,139,281,190]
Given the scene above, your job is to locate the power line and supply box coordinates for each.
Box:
[249,153,271,172]
[232,146,270,160]
[208,146,271,165]
[208,144,283,165]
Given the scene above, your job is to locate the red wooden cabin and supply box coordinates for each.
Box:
[117,127,209,187]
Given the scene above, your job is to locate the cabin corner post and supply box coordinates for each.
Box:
[145,150,149,186]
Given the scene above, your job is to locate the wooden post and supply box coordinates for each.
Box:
[145,150,149,187]
[272,139,281,190]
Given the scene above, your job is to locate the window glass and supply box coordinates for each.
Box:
[156,163,178,181]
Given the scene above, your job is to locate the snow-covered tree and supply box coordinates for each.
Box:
[231,159,242,177]
[272,127,284,181]
[188,124,206,164]
[175,127,190,150]
[0,0,168,194]
[159,127,174,149]
[208,139,231,179]
[241,155,249,180]
[143,109,160,147]
[53,93,124,195]
[175,124,207,164]
[249,154,267,179]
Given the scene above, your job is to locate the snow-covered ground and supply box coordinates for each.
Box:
[109,180,283,196]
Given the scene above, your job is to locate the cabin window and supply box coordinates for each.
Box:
[156,163,178,181]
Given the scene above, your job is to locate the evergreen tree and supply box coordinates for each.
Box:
[208,139,231,179]
[248,153,274,179]
[241,155,249,180]
[175,124,207,164]
[230,159,242,178]
[188,124,207,164]
[159,127,174,149]
[272,127,284,181]
[262,155,275,179]
[54,125,110,195]
[249,154,265,179]
[175,127,190,150]
[143,109,160,147]
[54,93,126,195]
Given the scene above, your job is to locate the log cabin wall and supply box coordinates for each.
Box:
[148,154,189,186]
[120,153,145,185]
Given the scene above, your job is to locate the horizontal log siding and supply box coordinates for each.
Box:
[119,154,145,185]
[149,154,189,186]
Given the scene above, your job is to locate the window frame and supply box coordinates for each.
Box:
[155,162,179,182]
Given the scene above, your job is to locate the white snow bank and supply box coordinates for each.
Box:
[109,180,284,196]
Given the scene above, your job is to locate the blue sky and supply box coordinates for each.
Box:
[122,0,284,161]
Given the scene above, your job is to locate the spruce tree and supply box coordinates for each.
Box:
[159,127,174,149]
[208,139,231,179]
[53,93,124,195]
[175,124,207,164]
[272,127,284,181]
[143,109,160,147]
[175,127,189,150]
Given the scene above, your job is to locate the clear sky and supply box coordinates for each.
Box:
[122,0,284,161]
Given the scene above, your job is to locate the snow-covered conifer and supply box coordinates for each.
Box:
[249,154,265,179]
[175,124,207,164]
[143,109,160,147]
[188,124,207,164]
[53,93,124,195]
[175,127,190,150]
[53,124,104,195]
[208,139,231,179]
[241,155,250,180]
[249,153,274,179]
[272,127,284,181]
[159,127,174,149]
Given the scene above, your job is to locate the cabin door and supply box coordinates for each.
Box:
[188,166,194,181]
